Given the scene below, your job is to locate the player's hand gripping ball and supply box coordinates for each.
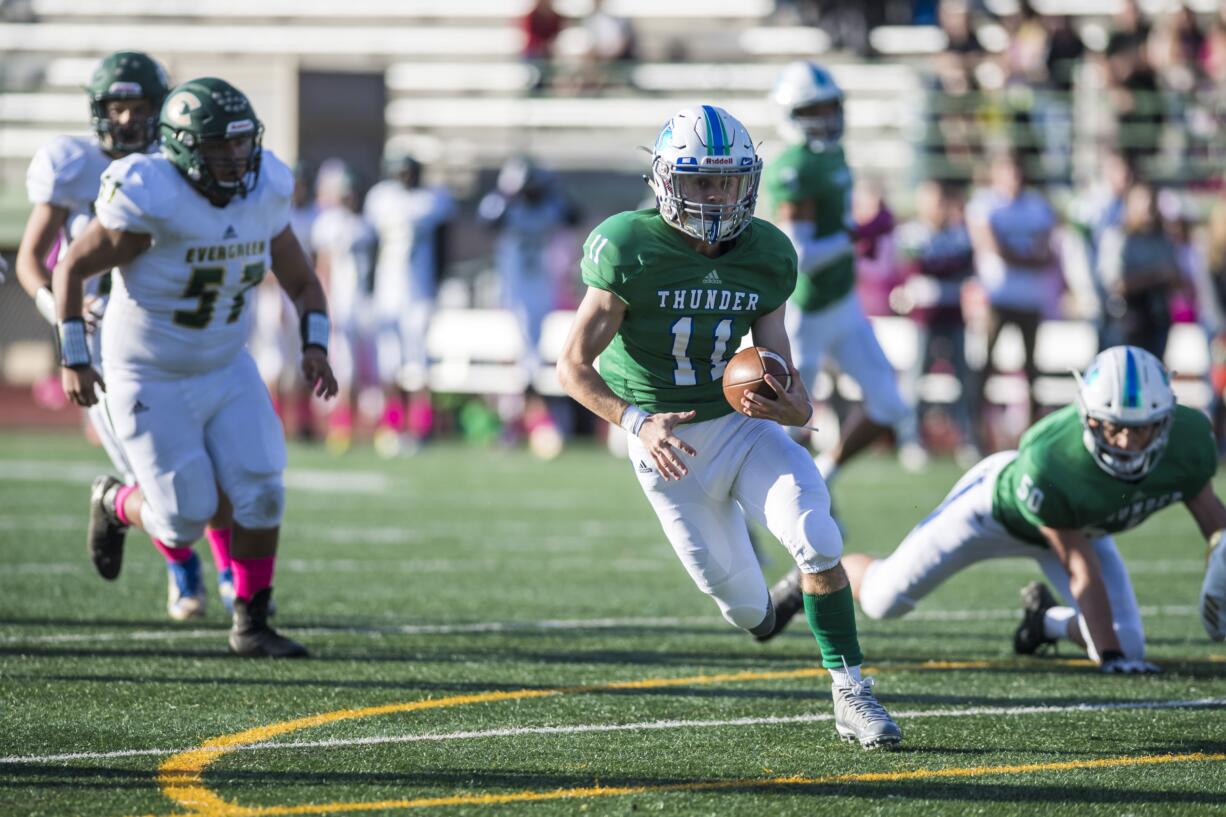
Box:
[723,346,792,414]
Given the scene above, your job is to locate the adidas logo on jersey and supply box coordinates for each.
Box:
[223,225,238,240]
[702,270,722,285]
[132,400,150,415]
[636,460,653,474]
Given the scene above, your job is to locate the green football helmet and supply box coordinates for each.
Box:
[86,51,169,154]
[159,77,264,206]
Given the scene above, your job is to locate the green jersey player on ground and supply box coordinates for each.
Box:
[558,104,902,749]
[843,346,1226,672]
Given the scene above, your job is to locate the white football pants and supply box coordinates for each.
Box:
[88,323,135,484]
[858,451,1146,661]
[627,411,844,632]
[104,351,287,545]
[785,291,911,427]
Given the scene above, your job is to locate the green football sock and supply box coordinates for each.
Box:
[803,585,864,670]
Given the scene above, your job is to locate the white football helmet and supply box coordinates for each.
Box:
[649,105,761,244]
[1072,346,1175,481]
[771,60,845,149]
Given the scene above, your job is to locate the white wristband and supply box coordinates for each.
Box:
[619,405,650,437]
[58,318,90,368]
[35,286,57,325]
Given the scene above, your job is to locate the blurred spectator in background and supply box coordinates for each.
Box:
[1104,26,1162,167]
[251,161,320,441]
[927,0,985,177]
[1096,182,1179,357]
[894,180,979,463]
[478,156,580,439]
[967,150,1057,426]
[1037,14,1085,182]
[573,0,636,93]
[365,154,456,457]
[851,178,898,317]
[1072,149,1133,345]
[1206,197,1226,451]
[311,167,378,454]
[520,0,564,92]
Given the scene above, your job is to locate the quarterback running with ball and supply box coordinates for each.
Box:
[558,105,901,749]
[844,346,1226,671]
[53,77,338,657]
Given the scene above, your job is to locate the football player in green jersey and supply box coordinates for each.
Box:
[842,346,1226,672]
[762,61,920,485]
[558,105,901,749]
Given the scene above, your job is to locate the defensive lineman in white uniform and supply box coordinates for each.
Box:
[14,51,240,619]
[54,77,338,657]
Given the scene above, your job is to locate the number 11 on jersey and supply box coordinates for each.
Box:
[669,316,733,386]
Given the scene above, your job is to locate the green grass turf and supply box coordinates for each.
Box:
[0,430,1223,816]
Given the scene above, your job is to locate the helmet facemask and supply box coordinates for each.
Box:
[651,155,761,244]
[784,99,845,150]
[92,94,161,154]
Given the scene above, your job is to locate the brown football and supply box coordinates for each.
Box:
[722,346,792,414]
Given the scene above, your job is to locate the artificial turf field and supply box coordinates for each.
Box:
[1,429,1224,817]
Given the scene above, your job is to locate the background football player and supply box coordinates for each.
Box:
[13,51,240,620]
[843,346,1226,672]
[53,77,338,657]
[363,153,455,457]
[558,105,901,749]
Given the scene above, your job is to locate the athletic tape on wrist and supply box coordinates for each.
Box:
[301,310,329,352]
[58,318,90,368]
[35,287,57,325]
[620,405,650,437]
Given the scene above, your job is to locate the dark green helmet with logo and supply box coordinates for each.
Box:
[86,51,170,154]
[158,77,264,206]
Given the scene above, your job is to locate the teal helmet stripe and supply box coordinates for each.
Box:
[701,105,727,156]
[1122,347,1141,408]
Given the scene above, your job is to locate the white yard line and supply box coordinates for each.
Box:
[1,697,1221,766]
[0,604,1202,645]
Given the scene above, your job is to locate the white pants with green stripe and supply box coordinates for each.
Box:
[627,411,843,632]
[859,451,1145,661]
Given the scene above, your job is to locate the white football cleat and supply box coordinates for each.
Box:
[1201,536,1226,641]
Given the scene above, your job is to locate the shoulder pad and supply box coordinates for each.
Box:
[259,150,295,200]
[93,153,175,234]
[26,136,96,205]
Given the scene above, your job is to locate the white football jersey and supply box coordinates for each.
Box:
[363,181,454,309]
[96,150,294,377]
[311,206,377,325]
[26,135,113,242]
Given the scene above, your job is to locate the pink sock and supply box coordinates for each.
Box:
[152,539,195,564]
[232,555,275,601]
[114,484,138,526]
[382,403,406,433]
[206,528,233,572]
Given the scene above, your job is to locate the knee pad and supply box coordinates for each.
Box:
[708,567,770,632]
[856,561,914,620]
[788,508,844,574]
[230,475,285,529]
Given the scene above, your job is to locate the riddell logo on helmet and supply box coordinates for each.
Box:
[107,81,143,97]
[702,157,734,165]
[226,120,255,136]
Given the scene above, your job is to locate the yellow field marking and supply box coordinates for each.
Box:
[147,656,1118,817]
[142,751,1226,817]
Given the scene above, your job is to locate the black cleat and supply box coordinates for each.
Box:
[229,588,308,658]
[754,567,805,643]
[1014,581,1058,655]
[87,475,128,580]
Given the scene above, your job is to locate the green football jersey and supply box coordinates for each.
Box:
[992,404,1217,545]
[580,208,797,422]
[761,143,855,313]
